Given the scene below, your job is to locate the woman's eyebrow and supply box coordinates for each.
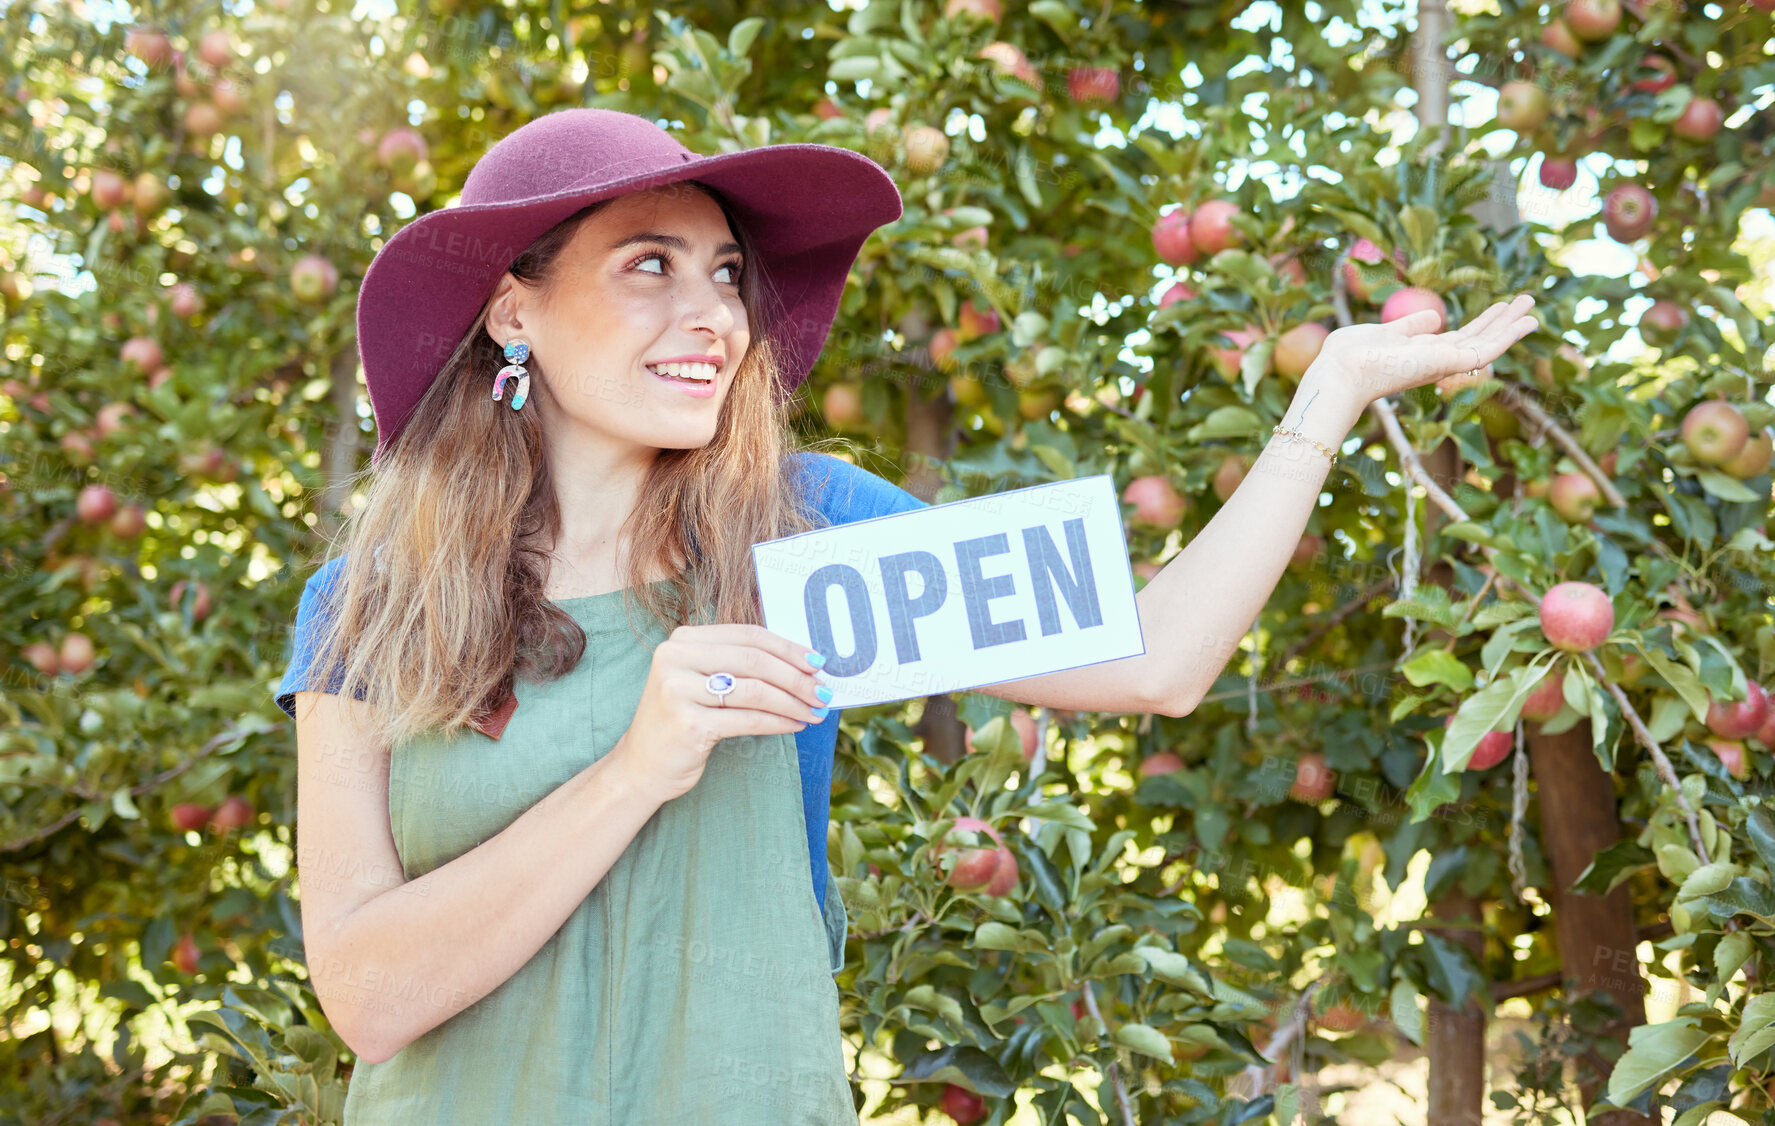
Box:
[608,231,743,257]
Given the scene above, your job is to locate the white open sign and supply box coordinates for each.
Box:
[752,475,1146,708]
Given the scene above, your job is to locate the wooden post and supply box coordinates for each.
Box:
[1526,723,1656,1126]
[318,347,363,542]
[1424,891,1487,1126]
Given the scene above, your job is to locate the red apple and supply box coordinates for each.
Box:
[171,803,212,833]
[1344,238,1388,301]
[1381,286,1446,332]
[1289,532,1323,571]
[1270,253,1308,287]
[1753,701,1775,751]
[938,1083,987,1124]
[184,101,225,137]
[209,77,246,115]
[1565,0,1622,40]
[1682,400,1750,466]
[902,125,950,174]
[376,127,429,176]
[930,328,959,371]
[289,255,338,304]
[1274,322,1329,380]
[169,579,213,622]
[1540,19,1583,56]
[1538,581,1614,652]
[1319,1004,1364,1032]
[1123,475,1187,529]
[125,25,174,67]
[210,794,255,832]
[59,633,95,675]
[1539,158,1578,190]
[60,431,95,463]
[110,504,147,538]
[91,169,129,210]
[956,300,999,341]
[1448,714,1513,770]
[76,485,117,524]
[822,383,864,429]
[1498,82,1551,132]
[945,0,1002,20]
[171,933,201,974]
[1603,183,1656,242]
[168,282,203,318]
[21,642,59,676]
[95,402,136,437]
[1212,454,1249,501]
[1548,472,1603,523]
[812,96,843,120]
[1707,683,1770,741]
[1672,96,1724,142]
[197,28,235,69]
[951,225,988,251]
[1139,751,1185,776]
[1188,200,1244,256]
[985,847,1019,896]
[1709,738,1750,779]
[1720,428,1773,479]
[1151,208,1198,266]
[863,107,894,136]
[1009,709,1038,762]
[1289,751,1335,802]
[1640,299,1688,345]
[1210,324,1264,381]
[1521,672,1566,723]
[1158,281,1197,309]
[977,42,1041,91]
[1631,54,1678,94]
[1067,67,1119,106]
[132,172,168,215]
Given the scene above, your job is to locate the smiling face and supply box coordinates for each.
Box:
[484,183,751,461]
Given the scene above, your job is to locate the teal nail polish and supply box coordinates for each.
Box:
[807,651,826,668]
[810,706,829,720]
[816,685,834,704]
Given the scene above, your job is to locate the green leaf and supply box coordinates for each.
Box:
[1696,469,1760,503]
[1746,807,1775,874]
[1572,841,1655,896]
[1442,665,1538,772]
[1138,946,1210,992]
[1642,648,1710,721]
[1609,1018,1709,1104]
[973,922,1048,954]
[1391,979,1424,1046]
[1731,995,1775,1066]
[1402,649,1474,691]
[1715,931,1753,986]
[726,16,764,59]
[1113,1022,1174,1062]
[1186,406,1265,442]
[899,1044,1016,1097]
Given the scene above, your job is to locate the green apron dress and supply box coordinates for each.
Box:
[335,588,859,1123]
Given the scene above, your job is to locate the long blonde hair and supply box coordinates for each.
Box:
[297,186,815,747]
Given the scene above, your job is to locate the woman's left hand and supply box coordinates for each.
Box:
[1305,293,1540,407]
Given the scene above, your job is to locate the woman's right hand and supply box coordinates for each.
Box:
[606,623,832,805]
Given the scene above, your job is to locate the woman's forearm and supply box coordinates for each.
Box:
[309,749,663,1064]
[1133,370,1368,713]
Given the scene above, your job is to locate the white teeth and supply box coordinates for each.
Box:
[647,361,717,381]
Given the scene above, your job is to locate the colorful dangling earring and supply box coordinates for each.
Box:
[492,339,531,411]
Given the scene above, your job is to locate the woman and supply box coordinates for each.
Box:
[275,108,1536,1121]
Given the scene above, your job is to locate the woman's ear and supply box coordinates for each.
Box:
[484,272,532,351]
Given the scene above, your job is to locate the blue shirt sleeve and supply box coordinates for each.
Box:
[785,450,929,527]
[273,555,355,720]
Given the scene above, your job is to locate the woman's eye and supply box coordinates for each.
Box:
[637,252,667,274]
[718,261,743,284]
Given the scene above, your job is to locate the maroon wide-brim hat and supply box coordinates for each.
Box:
[356,107,904,465]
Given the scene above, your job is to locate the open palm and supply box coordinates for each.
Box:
[1315,294,1540,402]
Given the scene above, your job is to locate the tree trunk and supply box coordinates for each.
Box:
[318,346,363,542]
[1425,891,1486,1126]
[1526,724,1656,1126]
[903,376,967,763]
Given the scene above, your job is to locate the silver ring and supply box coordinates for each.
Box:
[706,672,736,706]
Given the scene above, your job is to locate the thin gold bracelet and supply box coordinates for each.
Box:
[1271,424,1337,467]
